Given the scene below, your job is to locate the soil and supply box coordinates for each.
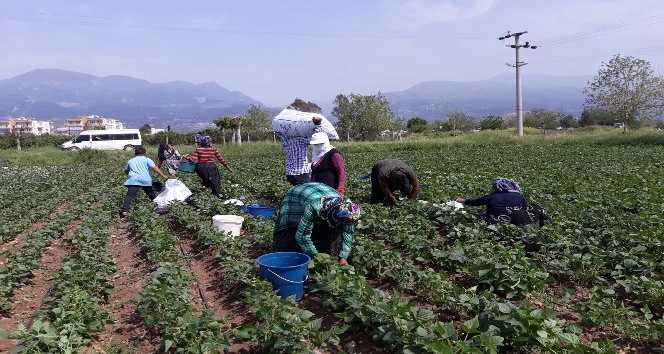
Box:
[0,219,81,352]
[0,196,78,266]
[3,209,659,354]
[84,218,159,354]
[299,293,392,354]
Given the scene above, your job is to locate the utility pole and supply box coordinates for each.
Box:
[498,31,537,137]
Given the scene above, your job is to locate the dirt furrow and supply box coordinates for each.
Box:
[84,218,158,354]
[0,197,78,265]
[0,219,80,352]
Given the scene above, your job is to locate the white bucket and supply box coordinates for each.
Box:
[212,215,244,237]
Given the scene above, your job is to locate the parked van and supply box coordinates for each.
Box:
[61,129,142,151]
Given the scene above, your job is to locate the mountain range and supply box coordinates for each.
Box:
[0,69,591,130]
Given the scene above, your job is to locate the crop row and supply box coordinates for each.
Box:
[9,188,117,352]
[0,166,95,243]
[129,203,230,353]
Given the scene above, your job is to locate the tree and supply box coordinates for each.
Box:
[406,117,428,133]
[584,54,664,133]
[524,109,562,134]
[288,98,322,113]
[139,124,151,135]
[246,104,271,131]
[558,114,578,129]
[445,111,476,133]
[332,92,395,140]
[479,115,504,130]
[213,115,248,145]
[578,107,619,126]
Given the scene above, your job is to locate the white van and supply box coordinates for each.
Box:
[61,129,142,151]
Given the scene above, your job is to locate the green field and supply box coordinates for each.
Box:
[0,131,663,353]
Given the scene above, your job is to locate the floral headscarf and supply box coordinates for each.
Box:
[201,136,213,147]
[320,197,361,227]
[492,178,522,193]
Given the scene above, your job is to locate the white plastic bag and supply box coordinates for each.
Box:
[153,179,193,208]
[272,109,339,140]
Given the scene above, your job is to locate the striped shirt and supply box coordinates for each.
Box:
[273,182,354,259]
[279,125,323,176]
[189,146,230,167]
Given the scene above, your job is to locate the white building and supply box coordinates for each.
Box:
[62,115,125,134]
[0,117,53,135]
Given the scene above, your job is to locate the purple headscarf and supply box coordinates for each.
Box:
[201,136,213,147]
[492,178,522,193]
[320,197,361,227]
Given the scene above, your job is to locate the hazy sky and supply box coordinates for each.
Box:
[2,0,664,107]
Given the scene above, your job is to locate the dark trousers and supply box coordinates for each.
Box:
[286,173,311,186]
[121,185,156,212]
[370,167,411,204]
[195,162,221,196]
[273,224,342,258]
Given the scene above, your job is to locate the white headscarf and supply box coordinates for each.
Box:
[310,133,334,165]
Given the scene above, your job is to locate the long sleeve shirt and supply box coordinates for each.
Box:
[464,192,527,208]
[273,182,354,259]
[279,125,323,176]
[189,146,230,168]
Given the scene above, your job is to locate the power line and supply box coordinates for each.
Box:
[529,44,664,65]
[537,13,664,46]
[0,10,487,40]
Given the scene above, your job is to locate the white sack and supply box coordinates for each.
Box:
[272,109,339,140]
[153,179,193,208]
[446,201,465,209]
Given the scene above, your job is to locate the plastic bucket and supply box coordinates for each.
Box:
[212,215,244,237]
[246,204,276,219]
[257,252,311,300]
[179,160,197,173]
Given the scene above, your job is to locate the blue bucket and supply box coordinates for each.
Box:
[178,160,197,173]
[257,252,310,300]
[246,204,276,219]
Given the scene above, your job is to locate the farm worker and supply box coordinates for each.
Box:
[370,159,421,205]
[455,177,548,228]
[157,143,182,175]
[195,131,204,147]
[120,146,169,218]
[184,136,232,197]
[272,182,361,265]
[309,132,347,194]
[278,116,323,186]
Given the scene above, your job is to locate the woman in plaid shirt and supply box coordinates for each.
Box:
[273,182,361,264]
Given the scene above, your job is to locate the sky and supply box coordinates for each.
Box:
[2,0,664,107]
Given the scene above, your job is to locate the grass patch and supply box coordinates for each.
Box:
[1,129,663,166]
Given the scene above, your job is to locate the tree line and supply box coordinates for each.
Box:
[2,54,663,149]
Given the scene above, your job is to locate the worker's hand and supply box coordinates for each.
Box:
[338,258,349,265]
[312,117,322,125]
[455,197,465,204]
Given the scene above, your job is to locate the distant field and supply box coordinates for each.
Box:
[0,131,662,353]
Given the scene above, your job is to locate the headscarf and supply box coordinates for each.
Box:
[310,132,334,165]
[492,178,522,193]
[320,197,361,227]
[201,136,213,147]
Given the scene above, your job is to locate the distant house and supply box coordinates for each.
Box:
[60,115,125,135]
[380,129,407,138]
[0,117,53,135]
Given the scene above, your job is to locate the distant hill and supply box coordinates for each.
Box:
[0,69,592,130]
[0,69,262,130]
[383,73,591,121]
